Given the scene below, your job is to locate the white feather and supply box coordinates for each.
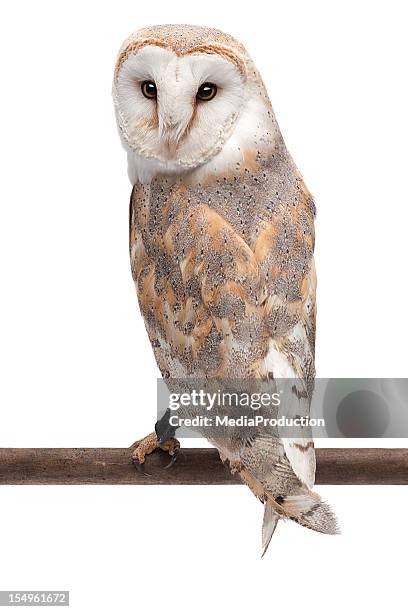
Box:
[263,338,316,489]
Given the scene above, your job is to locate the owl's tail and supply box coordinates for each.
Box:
[262,490,339,556]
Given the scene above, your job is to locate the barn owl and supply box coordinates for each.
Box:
[113,24,338,553]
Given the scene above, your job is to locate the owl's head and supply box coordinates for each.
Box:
[113,25,275,183]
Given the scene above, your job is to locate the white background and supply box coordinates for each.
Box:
[0,1,407,610]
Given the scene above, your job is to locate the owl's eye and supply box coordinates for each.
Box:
[141,80,157,99]
[196,82,217,102]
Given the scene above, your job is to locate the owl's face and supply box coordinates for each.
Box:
[113,43,247,176]
[114,26,276,183]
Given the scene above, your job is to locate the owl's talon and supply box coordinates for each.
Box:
[163,446,180,469]
[130,432,180,473]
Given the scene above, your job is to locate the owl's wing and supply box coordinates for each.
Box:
[241,177,317,491]
[236,176,338,540]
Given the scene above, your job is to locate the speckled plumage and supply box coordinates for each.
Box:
[114,24,338,550]
[129,147,316,381]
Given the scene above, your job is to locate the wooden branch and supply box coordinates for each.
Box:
[0,448,407,485]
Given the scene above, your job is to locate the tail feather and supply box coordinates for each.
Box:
[278,491,340,535]
[240,468,339,555]
[261,501,279,557]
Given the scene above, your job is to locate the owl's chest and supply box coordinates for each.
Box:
[132,177,313,305]
[129,169,315,379]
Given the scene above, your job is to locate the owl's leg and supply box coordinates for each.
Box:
[219,451,242,475]
[130,432,180,475]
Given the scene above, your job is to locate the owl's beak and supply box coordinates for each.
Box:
[164,129,180,157]
[158,101,192,158]
[158,119,189,157]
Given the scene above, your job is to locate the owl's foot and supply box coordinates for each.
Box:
[130,432,180,476]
